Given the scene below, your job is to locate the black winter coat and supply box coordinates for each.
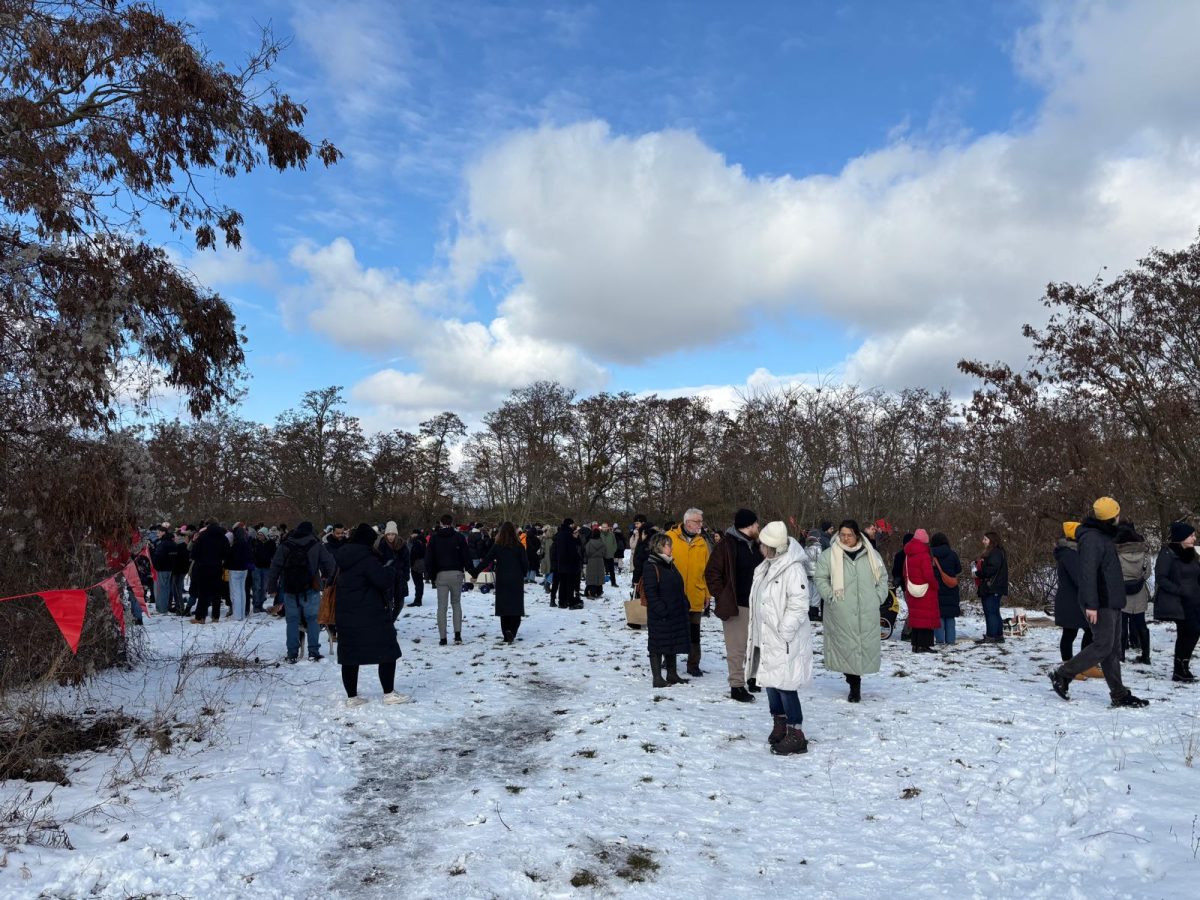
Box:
[1053,539,1086,629]
[189,525,229,597]
[467,530,488,559]
[552,525,582,575]
[426,527,471,579]
[253,537,277,569]
[930,543,963,618]
[408,536,426,574]
[643,555,690,655]
[1154,545,1200,629]
[478,544,528,617]
[525,532,541,565]
[172,541,190,576]
[151,537,179,574]
[631,526,659,584]
[377,538,411,604]
[979,546,1009,597]
[333,543,402,667]
[227,534,252,571]
[1075,517,1125,611]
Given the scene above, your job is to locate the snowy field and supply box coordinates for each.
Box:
[2,580,1199,899]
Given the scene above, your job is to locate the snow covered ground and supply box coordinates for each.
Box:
[3,580,1199,899]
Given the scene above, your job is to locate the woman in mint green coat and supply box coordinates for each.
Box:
[814,519,888,703]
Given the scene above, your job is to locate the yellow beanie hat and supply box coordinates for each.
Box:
[1093,497,1120,521]
[1063,521,1080,540]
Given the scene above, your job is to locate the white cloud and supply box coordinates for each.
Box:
[642,367,834,411]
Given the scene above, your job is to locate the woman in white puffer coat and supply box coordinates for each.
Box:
[745,521,814,756]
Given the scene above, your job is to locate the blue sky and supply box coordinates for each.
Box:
[154,0,1200,431]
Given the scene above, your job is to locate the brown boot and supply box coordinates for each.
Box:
[665,655,689,685]
[768,715,787,746]
[771,726,809,756]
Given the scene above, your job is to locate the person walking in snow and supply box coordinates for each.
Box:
[814,520,887,702]
[666,508,712,677]
[1048,497,1148,707]
[268,521,337,662]
[643,532,692,688]
[745,521,813,756]
[902,530,939,653]
[705,508,764,703]
[1053,522,1094,666]
[333,524,408,707]
[1153,521,1200,683]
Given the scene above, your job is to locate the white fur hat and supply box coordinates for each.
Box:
[759,520,789,551]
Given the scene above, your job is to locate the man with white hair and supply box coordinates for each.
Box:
[667,508,713,677]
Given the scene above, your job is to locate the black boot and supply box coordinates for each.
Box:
[747,678,761,693]
[768,715,787,745]
[686,642,704,677]
[846,675,861,703]
[650,653,667,688]
[1174,659,1197,683]
[665,656,689,685]
[1048,669,1071,700]
[771,726,809,756]
[1111,691,1149,708]
[730,686,755,702]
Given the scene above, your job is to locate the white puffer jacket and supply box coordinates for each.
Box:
[744,537,814,691]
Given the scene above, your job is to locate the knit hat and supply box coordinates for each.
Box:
[733,508,758,530]
[385,520,399,536]
[759,521,789,551]
[1063,521,1080,540]
[351,523,377,545]
[913,528,930,543]
[258,527,269,537]
[1169,521,1195,544]
[1093,497,1120,521]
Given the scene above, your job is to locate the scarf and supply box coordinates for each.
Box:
[830,539,883,601]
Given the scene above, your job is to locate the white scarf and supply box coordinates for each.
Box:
[830,540,883,601]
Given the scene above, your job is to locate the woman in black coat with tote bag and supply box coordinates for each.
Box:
[476,521,529,643]
[642,532,691,688]
[333,524,407,708]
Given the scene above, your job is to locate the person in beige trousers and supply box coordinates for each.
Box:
[705,509,764,702]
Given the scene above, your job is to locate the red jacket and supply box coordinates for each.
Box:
[903,538,941,629]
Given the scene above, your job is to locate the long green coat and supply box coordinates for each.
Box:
[814,544,888,675]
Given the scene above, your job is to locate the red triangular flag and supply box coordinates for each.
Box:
[41,589,88,653]
[100,576,125,633]
[123,561,149,615]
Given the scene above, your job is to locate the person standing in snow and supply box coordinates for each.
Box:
[643,532,692,687]
[666,508,712,677]
[150,525,179,615]
[552,518,584,609]
[1153,521,1200,683]
[251,528,277,613]
[407,529,426,607]
[268,521,337,662]
[802,532,823,621]
[600,523,618,588]
[227,525,253,621]
[476,522,529,643]
[189,521,230,624]
[426,514,472,645]
[814,520,887,702]
[584,529,607,598]
[704,508,764,703]
[745,521,813,756]
[1115,521,1151,665]
[1053,522,1095,672]
[976,532,1009,643]
[376,521,411,622]
[1048,497,1148,707]
[333,524,408,707]
[902,530,939,653]
[929,533,963,645]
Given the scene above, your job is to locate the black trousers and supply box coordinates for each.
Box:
[911,628,934,651]
[559,577,580,607]
[194,592,221,621]
[1122,612,1149,654]
[500,615,521,640]
[341,659,396,698]
[604,558,617,586]
[1176,623,1200,661]
[411,571,424,603]
[1060,627,1093,662]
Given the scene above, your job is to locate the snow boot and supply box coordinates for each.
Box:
[650,653,667,689]
[768,715,787,746]
[747,678,761,693]
[1111,691,1149,708]
[1048,669,1071,701]
[771,726,808,756]
[454,632,463,644]
[665,656,689,685]
[687,643,704,677]
[439,637,448,646]
[847,676,861,703]
[1173,659,1197,683]
[730,686,755,702]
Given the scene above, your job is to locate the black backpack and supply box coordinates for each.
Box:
[282,540,313,593]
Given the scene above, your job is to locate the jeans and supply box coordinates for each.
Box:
[229,570,248,620]
[435,570,464,638]
[1057,607,1127,699]
[154,574,172,615]
[172,573,189,614]
[933,616,957,644]
[766,687,803,726]
[982,594,1003,638]
[251,568,269,611]
[282,590,321,659]
[127,583,144,624]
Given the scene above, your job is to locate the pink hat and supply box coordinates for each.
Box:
[913,528,930,543]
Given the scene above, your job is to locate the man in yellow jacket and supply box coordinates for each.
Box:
[668,508,712,677]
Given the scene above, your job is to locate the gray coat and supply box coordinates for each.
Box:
[584,537,607,588]
[1117,541,1151,615]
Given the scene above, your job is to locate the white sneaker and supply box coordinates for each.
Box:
[382,692,412,705]
[345,696,368,708]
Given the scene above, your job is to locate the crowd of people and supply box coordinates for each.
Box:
[129,492,1199,756]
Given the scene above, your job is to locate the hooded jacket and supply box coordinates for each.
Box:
[1053,538,1086,630]
[744,538,813,691]
[1076,517,1125,612]
[1115,527,1151,615]
[902,537,941,629]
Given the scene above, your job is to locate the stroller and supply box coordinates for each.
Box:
[880,588,901,640]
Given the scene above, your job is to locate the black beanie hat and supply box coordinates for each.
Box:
[1169,521,1195,544]
[734,508,758,530]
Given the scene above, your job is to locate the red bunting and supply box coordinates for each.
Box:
[122,561,149,616]
[100,577,125,633]
[40,589,88,653]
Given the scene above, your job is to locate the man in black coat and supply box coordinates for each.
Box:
[189,522,229,624]
[1049,497,1147,707]
[150,526,179,614]
[426,514,472,645]
[552,519,583,610]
